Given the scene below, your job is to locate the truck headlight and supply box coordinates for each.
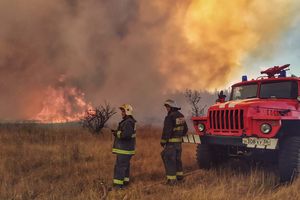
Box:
[260,123,272,134]
[198,123,205,132]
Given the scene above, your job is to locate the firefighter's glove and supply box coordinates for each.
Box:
[111,129,117,137]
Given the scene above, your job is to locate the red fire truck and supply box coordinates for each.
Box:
[183,64,300,183]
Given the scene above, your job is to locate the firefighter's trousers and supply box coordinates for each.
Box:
[113,154,132,186]
[161,143,183,180]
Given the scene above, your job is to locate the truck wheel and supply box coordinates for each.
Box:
[196,144,214,169]
[278,137,300,183]
[213,145,229,164]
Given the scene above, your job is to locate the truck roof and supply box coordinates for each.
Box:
[232,76,300,87]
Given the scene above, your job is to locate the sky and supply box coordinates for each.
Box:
[243,15,300,79]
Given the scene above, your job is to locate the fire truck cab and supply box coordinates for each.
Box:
[187,64,300,183]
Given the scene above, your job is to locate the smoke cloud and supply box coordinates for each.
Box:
[0,0,299,122]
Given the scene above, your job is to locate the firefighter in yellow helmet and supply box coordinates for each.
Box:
[161,99,188,185]
[111,104,137,189]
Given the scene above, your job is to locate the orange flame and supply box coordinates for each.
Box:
[34,86,92,123]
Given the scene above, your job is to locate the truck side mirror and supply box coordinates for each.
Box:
[297,96,300,102]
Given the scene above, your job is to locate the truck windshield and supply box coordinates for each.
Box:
[231,84,258,100]
[260,81,298,99]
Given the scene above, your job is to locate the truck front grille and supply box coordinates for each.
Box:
[209,109,244,131]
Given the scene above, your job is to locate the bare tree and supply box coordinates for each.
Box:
[82,102,116,134]
[185,89,207,116]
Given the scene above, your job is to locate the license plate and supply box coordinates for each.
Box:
[242,138,271,146]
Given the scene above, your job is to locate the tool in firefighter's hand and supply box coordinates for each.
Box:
[111,129,117,137]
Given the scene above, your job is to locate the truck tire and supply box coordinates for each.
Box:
[278,137,300,183]
[196,144,214,169]
[214,145,229,164]
[196,144,228,169]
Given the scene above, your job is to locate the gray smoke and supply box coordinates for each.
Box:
[0,0,299,122]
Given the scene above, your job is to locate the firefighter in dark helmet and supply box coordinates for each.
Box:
[111,104,137,189]
[161,99,188,185]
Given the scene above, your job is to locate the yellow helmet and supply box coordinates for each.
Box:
[119,104,133,116]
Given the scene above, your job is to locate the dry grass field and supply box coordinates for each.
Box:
[0,124,300,200]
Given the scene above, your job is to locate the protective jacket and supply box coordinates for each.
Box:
[161,109,188,181]
[161,109,188,144]
[112,116,137,155]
